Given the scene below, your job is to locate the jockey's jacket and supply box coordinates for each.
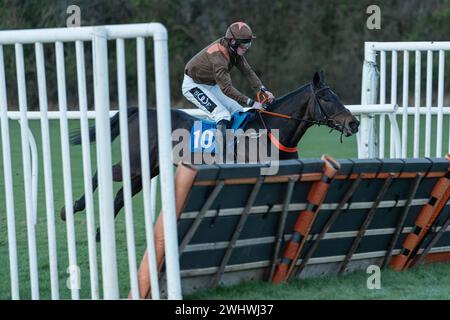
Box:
[184,37,263,106]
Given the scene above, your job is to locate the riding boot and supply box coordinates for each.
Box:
[216,119,234,162]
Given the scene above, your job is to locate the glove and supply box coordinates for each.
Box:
[247,98,263,110]
[260,86,275,103]
[265,90,275,103]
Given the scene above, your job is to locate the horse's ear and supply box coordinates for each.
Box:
[313,71,321,89]
[319,70,325,83]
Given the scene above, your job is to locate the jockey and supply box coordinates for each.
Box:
[182,22,275,139]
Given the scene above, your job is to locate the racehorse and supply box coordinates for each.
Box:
[60,71,359,240]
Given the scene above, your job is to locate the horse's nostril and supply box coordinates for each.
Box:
[349,121,359,132]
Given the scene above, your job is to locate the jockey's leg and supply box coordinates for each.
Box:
[216,118,235,162]
[181,74,234,161]
[210,84,245,117]
[182,74,230,120]
[210,85,246,160]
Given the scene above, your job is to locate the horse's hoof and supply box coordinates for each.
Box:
[60,207,66,221]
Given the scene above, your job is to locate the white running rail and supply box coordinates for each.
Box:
[0,23,179,300]
[360,41,450,159]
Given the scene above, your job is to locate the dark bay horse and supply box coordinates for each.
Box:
[61,71,359,240]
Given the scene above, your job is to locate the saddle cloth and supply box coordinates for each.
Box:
[190,111,255,153]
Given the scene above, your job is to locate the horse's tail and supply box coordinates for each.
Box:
[70,108,139,145]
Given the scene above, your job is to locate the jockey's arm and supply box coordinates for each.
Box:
[210,54,252,106]
[235,56,264,94]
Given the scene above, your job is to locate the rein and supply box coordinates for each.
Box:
[256,111,300,154]
[259,109,318,124]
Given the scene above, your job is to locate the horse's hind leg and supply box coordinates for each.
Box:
[60,163,122,221]
[96,175,142,242]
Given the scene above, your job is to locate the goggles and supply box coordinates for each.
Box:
[235,38,252,50]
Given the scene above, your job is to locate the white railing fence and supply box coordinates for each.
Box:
[0,23,179,300]
[360,42,450,159]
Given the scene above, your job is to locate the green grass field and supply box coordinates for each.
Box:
[187,262,450,300]
[0,115,449,299]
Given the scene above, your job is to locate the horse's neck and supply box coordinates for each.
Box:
[269,87,313,147]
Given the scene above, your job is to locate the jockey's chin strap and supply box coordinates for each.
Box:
[256,84,348,149]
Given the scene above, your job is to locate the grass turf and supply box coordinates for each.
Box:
[186,262,450,300]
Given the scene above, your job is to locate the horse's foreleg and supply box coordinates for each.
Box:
[151,166,159,179]
[60,163,123,221]
[60,170,98,221]
[112,175,142,219]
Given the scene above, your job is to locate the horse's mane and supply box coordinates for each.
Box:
[265,82,312,111]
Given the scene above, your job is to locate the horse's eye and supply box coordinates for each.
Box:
[321,97,330,102]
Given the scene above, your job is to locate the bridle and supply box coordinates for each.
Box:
[311,85,348,127]
[256,84,349,152]
[258,84,347,126]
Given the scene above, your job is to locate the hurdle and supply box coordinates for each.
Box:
[136,155,450,297]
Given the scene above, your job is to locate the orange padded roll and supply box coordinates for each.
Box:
[285,242,300,260]
[294,211,315,234]
[135,162,198,299]
[391,158,450,271]
[404,185,450,269]
[272,264,289,283]
[273,155,340,283]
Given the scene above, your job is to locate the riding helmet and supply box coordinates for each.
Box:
[225,22,256,41]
